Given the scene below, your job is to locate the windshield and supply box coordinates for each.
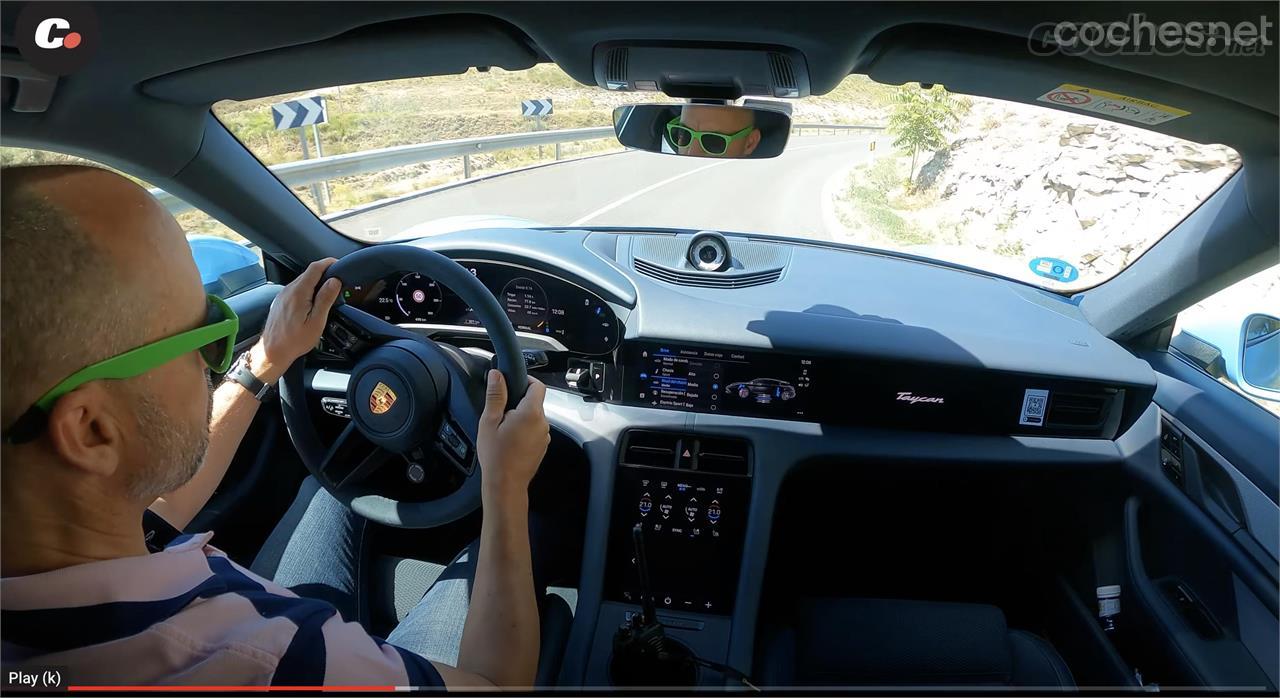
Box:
[214,66,1240,291]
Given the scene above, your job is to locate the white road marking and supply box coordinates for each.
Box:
[568,159,733,226]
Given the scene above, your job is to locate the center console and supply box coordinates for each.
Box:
[605,431,752,616]
[585,429,753,687]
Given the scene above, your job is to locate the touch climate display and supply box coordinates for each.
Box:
[623,343,816,419]
[605,464,750,615]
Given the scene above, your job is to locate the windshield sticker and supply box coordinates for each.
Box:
[1029,257,1080,283]
[1036,84,1189,125]
[1020,389,1050,427]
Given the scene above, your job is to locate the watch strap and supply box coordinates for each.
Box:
[225,354,272,401]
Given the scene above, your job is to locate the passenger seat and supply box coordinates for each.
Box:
[758,598,1075,688]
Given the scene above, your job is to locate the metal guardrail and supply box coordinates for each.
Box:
[792,123,886,136]
[152,123,884,216]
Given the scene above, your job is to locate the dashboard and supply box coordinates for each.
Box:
[331,228,1156,440]
[342,261,621,355]
[318,227,1170,688]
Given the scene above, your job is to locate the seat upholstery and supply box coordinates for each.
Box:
[758,598,1074,689]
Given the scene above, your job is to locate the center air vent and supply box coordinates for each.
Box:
[1045,391,1115,429]
[634,258,782,288]
[621,430,680,468]
[621,430,751,474]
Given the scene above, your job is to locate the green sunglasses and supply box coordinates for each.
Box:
[4,294,239,443]
[664,117,755,156]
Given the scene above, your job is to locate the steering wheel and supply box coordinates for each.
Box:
[279,244,528,528]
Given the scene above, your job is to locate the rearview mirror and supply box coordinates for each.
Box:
[612,104,791,159]
[1241,314,1280,400]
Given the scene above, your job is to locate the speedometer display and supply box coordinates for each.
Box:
[395,273,443,322]
[345,261,621,355]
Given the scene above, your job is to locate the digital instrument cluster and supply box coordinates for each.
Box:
[622,343,817,419]
[343,262,621,355]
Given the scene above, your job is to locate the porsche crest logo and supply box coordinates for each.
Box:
[369,382,397,415]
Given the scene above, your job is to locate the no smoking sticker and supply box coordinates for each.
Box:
[1037,84,1189,125]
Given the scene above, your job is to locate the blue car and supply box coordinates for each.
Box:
[187,235,266,297]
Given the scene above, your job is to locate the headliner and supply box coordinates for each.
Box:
[1,2,1277,179]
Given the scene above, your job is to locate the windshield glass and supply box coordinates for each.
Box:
[214,66,1240,291]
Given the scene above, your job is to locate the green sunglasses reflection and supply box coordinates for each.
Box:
[664,117,755,156]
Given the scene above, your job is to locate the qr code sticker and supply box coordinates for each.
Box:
[1020,389,1049,426]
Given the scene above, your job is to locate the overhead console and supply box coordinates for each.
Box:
[592,41,811,99]
[616,341,1152,439]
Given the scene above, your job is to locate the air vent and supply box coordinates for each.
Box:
[767,52,798,97]
[621,430,679,468]
[633,258,782,289]
[605,47,629,86]
[1046,392,1110,428]
[695,436,751,475]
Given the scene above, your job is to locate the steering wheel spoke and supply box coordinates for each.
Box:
[322,304,420,359]
[319,422,397,489]
[433,418,476,477]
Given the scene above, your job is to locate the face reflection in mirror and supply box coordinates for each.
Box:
[674,105,762,158]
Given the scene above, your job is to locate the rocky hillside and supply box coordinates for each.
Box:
[837,97,1241,287]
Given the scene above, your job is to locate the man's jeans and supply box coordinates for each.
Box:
[249,476,574,665]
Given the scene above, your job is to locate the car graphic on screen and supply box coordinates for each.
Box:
[726,378,797,404]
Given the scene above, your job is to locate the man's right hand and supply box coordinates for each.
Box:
[476,370,549,499]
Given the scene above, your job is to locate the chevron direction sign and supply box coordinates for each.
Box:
[272,96,327,130]
[520,98,553,118]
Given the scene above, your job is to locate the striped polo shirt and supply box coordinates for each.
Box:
[0,531,445,688]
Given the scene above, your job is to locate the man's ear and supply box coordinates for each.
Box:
[45,383,125,478]
[743,128,762,155]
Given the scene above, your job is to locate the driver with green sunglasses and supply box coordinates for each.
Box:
[665,104,763,157]
[0,166,342,537]
[1,165,555,689]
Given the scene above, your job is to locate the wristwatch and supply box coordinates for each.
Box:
[223,352,273,401]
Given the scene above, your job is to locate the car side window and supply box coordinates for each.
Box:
[1171,265,1279,416]
[0,147,266,297]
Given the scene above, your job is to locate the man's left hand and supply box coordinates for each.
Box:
[248,258,342,384]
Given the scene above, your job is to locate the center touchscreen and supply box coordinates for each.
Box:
[622,343,817,419]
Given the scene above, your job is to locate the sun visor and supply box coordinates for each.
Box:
[1,57,58,113]
[592,42,810,100]
[141,16,540,105]
[859,25,1276,153]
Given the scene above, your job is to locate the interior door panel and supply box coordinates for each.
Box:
[1123,348,1279,690]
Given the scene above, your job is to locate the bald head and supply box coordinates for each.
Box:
[1,165,201,428]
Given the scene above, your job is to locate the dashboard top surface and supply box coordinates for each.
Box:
[398,227,1156,392]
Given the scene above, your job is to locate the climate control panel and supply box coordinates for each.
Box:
[604,431,751,616]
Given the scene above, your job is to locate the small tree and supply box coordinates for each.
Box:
[887,84,967,185]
